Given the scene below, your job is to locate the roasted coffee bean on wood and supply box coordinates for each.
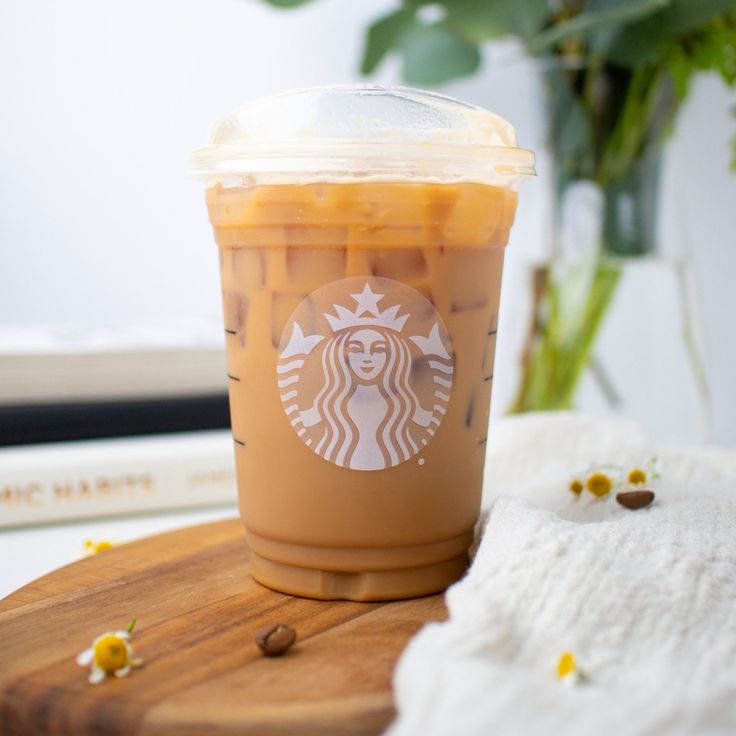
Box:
[256,624,297,656]
[616,490,655,510]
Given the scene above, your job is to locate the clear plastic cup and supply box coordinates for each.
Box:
[193,85,535,600]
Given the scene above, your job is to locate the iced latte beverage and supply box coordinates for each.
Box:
[194,86,534,600]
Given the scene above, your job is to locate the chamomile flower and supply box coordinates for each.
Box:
[585,472,612,498]
[83,539,114,556]
[627,457,663,487]
[569,479,584,496]
[556,651,586,685]
[76,619,142,684]
[627,468,647,486]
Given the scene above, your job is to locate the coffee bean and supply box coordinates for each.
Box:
[616,490,655,510]
[256,624,297,656]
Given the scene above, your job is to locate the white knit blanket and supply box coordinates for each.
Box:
[387,413,736,736]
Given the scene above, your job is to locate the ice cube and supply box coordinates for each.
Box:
[232,248,266,292]
[371,249,427,282]
[286,245,347,292]
[404,286,437,327]
[447,248,501,312]
[285,226,347,248]
[271,292,308,349]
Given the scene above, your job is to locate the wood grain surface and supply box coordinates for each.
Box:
[0,519,446,736]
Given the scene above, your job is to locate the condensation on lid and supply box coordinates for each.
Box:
[192,85,536,184]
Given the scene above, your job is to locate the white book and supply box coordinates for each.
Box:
[0,322,227,405]
[0,430,238,528]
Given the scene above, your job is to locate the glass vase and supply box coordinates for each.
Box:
[510,60,710,442]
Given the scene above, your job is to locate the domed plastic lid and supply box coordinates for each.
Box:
[192,85,535,186]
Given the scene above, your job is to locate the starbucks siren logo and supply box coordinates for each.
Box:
[277,277,453,471]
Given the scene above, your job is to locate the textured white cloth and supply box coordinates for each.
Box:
[388,413,736,736]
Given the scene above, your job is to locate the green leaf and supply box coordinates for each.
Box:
[361,9,414,75]
[544,67,593,185]
[260,0,316,7]
[400,20,481,84]
[441,0,550,43]
[607,0,736,66]
[583,0,665,52]
[658,0,736,35]
[667,43,694,99]
[528,0,670,53]
[700,20,736,83]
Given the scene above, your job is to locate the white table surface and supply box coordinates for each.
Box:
[0,504,239,601]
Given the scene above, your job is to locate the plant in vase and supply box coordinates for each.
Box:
[264,0,736,416]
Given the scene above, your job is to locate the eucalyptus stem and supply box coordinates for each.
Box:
[510,260,622,413]
[551,261,622,407]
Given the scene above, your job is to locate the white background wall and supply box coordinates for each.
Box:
[1,0,734,443]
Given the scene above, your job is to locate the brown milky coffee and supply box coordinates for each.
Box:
[195,87,534,600]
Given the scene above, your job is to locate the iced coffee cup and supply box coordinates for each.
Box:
[194,85,534,600]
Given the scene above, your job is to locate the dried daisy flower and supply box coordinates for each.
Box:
[627,468,647,485]
[627,457,663,487]
[569,479,584,496]
[83,539,114,556]
[585,472,612,498]
[76,618,142,684]
[556,651,585,685]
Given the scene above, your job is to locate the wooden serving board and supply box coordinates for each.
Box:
[0,519,446,736]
